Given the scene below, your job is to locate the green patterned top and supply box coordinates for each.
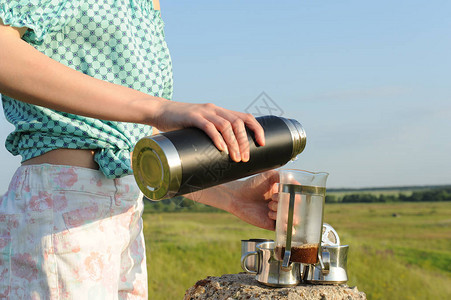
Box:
[0,0,173,178]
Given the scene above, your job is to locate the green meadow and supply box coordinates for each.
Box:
[143,201,451,300]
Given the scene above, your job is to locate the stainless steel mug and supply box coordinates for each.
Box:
[241,241,301,287]
[304,245,349,284]
[241,239,273,273]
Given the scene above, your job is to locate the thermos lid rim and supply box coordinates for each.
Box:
[279,118,307,158]
[132,135,182,200]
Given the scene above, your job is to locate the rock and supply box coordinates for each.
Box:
[184,273,366,300]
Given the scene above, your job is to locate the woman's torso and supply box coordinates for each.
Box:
[1,0,172,178]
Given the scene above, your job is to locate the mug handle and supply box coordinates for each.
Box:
[240,251,258,274]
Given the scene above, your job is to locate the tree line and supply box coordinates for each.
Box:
[143,186,451,213]
[326,186,451,203]
[143,196,222,213]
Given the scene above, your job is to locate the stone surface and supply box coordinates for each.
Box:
[184,273,366,300]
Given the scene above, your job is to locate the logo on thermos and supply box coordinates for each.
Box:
[195,146,232,182]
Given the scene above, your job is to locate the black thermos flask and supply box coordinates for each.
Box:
[132,115,306,200]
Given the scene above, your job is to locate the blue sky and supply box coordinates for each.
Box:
[1,0,450,192]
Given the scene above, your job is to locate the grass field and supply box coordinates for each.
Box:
[143,202,451,300]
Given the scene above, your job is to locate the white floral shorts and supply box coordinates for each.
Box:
[0,164,147,299]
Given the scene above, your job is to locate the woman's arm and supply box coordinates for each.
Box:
[0,19,165,125]
[153,0,160,10]
[0,22,265,162]
[0,20,164,125]
[185,170,279,231]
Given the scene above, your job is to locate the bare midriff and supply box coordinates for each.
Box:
[22,149,99,170]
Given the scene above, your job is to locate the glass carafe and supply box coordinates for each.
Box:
[275,169,328,266]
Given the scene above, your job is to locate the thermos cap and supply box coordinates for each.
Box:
[132,135,182,200]
[280,118,307,158]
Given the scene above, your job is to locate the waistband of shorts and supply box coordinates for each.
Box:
[9,164,139,196]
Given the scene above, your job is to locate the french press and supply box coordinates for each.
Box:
[274,169,329,270]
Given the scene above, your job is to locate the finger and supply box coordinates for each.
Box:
[213,110,246,162]
[272,183,279,194]
[268,200,278,212]
[231,118,250,162]
[195,118,228,152]
[237,112,265,147]
[270,174,280,195]
[207,114,241,162]
[268,210,277,221]
[263,169,280,186]
[216,110,253,162]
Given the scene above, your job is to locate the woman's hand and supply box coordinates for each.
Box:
[151,100,265,162]
[226,169,280,230]
[187,169,280,231]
